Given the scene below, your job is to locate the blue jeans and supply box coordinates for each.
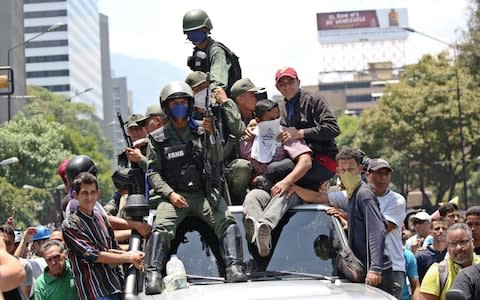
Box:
[97,293,122,300]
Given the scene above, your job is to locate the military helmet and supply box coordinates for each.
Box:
[65,155,97,184]
[160,81,194,115]
[183,9,213,32]
[185,71,207,89]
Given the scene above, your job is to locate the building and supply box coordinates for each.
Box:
[316,62,400,115]
[24,0,103,118]
[99,13,115,157]
[0,0,27,123]
[111,76,131,162]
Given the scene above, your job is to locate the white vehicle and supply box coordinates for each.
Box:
[134,204,395,300]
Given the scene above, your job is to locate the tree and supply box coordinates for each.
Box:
[356,53,480,204]
[0,86,114,227]
[0,177,37,228]
[336,114,359,149]
[23,86,114,202]
[459,0,480,81]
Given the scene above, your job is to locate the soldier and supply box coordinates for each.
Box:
[136,104,168,135]
[121,113,149,169]
[185,71,252,205]
[107,113,150,217]
[183,9,241,95]
[144,81,247,295]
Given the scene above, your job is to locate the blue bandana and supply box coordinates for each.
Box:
[186,30,207,44]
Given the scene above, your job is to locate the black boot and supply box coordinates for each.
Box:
[220,224,248,283]
[145,231,169,295]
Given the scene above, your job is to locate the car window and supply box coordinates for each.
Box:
[175,208,339,278]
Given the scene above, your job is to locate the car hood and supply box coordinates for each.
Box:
[139,279,395,300]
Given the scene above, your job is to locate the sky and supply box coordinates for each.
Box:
[98,0,471,113]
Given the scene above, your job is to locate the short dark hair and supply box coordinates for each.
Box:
[466,206,480,217]
[0,224,15,241]
[431,217,448,226]
[254,99,278,119]
[73,172,98,193]
[336,147,364,165]
[439,202,459,217]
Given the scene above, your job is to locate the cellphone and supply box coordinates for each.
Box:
[11,207,15,219]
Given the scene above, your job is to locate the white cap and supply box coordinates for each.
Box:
[413,211,431,222]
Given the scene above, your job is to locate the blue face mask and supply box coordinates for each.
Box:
[186,30,207,44]
[170,103,188,119]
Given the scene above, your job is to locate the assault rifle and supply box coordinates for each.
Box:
[203,73,232,207]
[117,112,133,148]
[114,113,148,298]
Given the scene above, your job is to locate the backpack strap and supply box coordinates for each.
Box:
[438,260,449,295]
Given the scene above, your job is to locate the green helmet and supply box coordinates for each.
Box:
[160,81,194,114]
[183,9,213,32]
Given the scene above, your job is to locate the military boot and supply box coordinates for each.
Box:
[220,224,248,283]
[145,231,169,295]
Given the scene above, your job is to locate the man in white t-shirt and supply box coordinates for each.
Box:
[365,158,406,299]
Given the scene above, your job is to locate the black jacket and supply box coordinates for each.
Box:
[279,89,339,158]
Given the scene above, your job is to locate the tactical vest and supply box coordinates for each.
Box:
[187,38,242,96]
[152,127,205,193]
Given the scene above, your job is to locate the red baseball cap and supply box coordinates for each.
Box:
[275,67,298,82]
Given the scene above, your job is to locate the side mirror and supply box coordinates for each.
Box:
[445,289,467,300]
[0,67,14,95]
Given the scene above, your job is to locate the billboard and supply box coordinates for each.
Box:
[317,8,409,44]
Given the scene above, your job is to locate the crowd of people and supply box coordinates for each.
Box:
[1,7,479,300]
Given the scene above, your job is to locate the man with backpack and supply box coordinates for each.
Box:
[183,9,241,96]
[420,223,480,300]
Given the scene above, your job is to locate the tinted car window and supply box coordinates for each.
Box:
[175,208,339,278]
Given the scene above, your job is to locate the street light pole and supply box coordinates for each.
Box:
[66,87,93,101]
[7,22,65,121]
[403,27,468,208]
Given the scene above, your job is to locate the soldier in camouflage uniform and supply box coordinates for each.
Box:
[144,81,247,295]
[185,71,252,205]
[183,9,241,95]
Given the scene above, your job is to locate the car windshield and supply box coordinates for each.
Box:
[175,207,339,279]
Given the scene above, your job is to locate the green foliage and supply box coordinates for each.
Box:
[0,86,114,228]
[356,53,480,205]
[0,113,70,188]
[336,114,359,149]
[0,177,37,228]
[459,0,480,82]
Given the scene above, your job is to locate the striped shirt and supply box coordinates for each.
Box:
[62,209,123,300]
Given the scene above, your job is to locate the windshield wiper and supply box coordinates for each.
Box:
[250,270,337,281]
[186,274,225,282]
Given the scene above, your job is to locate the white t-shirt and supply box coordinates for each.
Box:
[378,190,406,272]
[405,233,433,252]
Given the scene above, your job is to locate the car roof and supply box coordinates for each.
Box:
[140,278,395,300]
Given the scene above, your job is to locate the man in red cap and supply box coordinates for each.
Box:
[275,67,339,187]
